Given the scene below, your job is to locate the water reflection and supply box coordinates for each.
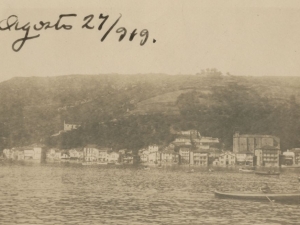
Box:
[0,162,299,224]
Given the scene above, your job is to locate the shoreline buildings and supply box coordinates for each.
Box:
[233,132,281,166]
[1,129,286,168]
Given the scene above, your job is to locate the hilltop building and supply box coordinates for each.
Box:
[64,120,81,131]
[176,130,200,139]
[192,137,219,150]
[173,136,192,146]
[173,130,219,151]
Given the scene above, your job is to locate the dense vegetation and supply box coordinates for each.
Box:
[0,72,300,152]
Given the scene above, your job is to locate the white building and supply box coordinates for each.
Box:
[282,150,295,165]
[236,152,254,166]
[218,151,236,166]
[160,150,174,162]
[148,151,159,163]
[69,148,83,159]
[148,145,159,153]
[83,145,99,162]
[255,146,280,167]
[107,152,120,163]
[64,121,81,131]
[139,149,150,163]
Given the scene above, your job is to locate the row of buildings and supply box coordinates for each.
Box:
[138,131,284,167]
[2,145,136,165]
[2,129,299,167]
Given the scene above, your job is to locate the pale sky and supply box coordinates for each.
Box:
[1,0,300,82]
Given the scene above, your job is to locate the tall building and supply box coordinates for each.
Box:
[174,130,219,150]
[254,145,281,167]
[233,132,280,153]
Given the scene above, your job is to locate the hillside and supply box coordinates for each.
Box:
[0,73,300,151]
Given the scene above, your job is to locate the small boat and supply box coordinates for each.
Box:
[281,165,300,168]
[255,171,280,176]
[97,161,108,165]
[214,190,300,203]
[143,166,150,170]
[208,169,214,172]
[186,169,195,173]
[239,168,255,173]
[82,162,96,166]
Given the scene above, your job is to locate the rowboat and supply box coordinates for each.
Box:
[82,162,97,166]
[281,165,300,168]
[255,171,280,176]
[143,166,150,170]
[239,168,255,173]
[214,190,300,203]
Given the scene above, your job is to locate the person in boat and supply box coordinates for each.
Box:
[260,183,272,193]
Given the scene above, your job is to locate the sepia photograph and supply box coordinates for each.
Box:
[1,0,300,224]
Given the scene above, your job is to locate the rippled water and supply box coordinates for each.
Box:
[0,162,300,225]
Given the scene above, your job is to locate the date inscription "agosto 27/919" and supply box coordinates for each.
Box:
[0,13,156,52]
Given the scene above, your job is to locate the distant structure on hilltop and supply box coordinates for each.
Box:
[64,121,81,131]
[51,120,82,137]
[233,132,280,154]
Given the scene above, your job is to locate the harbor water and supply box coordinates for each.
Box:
[0,162,300,225]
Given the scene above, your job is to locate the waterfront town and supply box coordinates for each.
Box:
[1,121,299,168]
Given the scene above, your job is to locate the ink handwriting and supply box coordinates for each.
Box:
[0,13,155,52]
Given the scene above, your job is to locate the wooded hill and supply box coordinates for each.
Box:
[0,72,300,152]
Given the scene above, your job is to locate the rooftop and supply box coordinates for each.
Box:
[85,144,99,148]
[291,148,300,153]
[64,121,82,125]
[234,133,280,140]
[174,136,192,140]
[236,151,254,154]
[161,150,176,154]
[193,150,209,153]
[257,145,280,150]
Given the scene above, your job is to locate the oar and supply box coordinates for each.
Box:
[265,195,275,204]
